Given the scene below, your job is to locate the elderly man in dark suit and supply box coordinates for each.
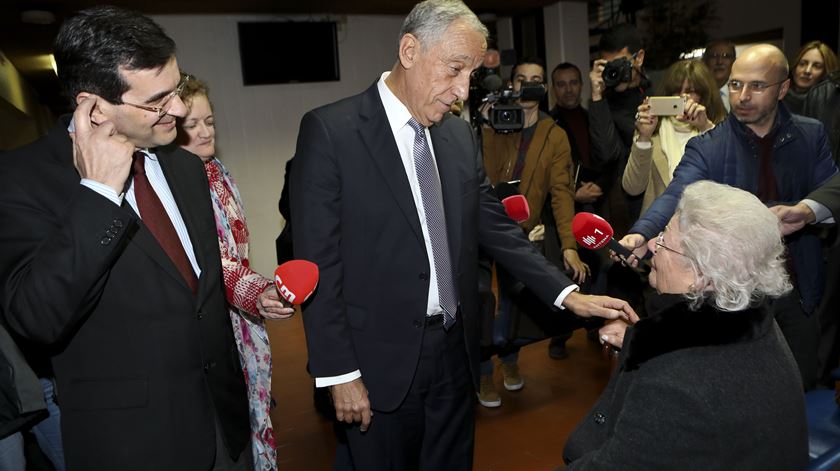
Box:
[0,7,290,470]
[290,1,637,469]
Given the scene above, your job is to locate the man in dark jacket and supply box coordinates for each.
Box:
[619,44,838,390]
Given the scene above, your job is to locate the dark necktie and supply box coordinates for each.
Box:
[132,151,199,294]
[407,119,458,329]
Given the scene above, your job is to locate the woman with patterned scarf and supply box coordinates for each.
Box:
[177,76,294,470]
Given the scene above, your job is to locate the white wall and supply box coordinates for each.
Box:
[152,14,403,277]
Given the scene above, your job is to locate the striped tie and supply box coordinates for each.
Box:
[407,118,457,329]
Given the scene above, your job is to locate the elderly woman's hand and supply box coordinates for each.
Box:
[599,319,632,350]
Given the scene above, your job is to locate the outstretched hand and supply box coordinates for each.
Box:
[770,202,815,236]
[562,291,639,323]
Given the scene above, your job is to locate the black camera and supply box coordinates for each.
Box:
[602,56,634,88]
[483,82,545,133]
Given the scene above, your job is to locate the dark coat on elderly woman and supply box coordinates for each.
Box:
[563,294,808,471]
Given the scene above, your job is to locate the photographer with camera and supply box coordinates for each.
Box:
[479,57,588,408]
[589,24,651,236]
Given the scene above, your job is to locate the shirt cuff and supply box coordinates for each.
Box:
[553,284,580,310]
[802,199,835,225]
[80,179,124,206]
[634,140,652,150]
[315,370,362,388]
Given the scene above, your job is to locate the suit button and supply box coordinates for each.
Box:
[100,236,112,246]
[197,311,203,320]
[593,412,606,425]
[105,230,116,238]
[419,272,428,281]
[412,320,422,328]
[113,219,124,228]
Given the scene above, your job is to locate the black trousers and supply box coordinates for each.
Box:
[345,317,475,471]
[772,288,820,391]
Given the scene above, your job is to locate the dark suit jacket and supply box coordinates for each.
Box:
[0,117,250,470]
[291,82,573,411]
[564,296,808,470]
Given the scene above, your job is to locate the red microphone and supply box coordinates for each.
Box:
[274,260,319,305]
[502,195,530,223]
[572,212,635,260]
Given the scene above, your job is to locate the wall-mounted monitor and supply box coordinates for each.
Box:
[238,21,340,85]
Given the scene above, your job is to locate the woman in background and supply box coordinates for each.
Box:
[622,60,726,215]
[784,41,839,113]
[178,77,293,470]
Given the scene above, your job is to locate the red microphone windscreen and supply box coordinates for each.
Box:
[274,260,319,305]
[572,212,614,250]
[502,195,530,223]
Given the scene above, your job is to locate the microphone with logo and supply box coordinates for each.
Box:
[572,212,642,261]
[274,260,319,305]
[495,180,530,223]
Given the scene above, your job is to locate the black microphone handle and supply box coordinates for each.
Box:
[607,238,653,261]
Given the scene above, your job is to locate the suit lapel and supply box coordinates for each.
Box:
[357,84,424,244]
[430,118,463,274]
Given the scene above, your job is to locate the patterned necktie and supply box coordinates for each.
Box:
[132,151,199,294]
[407,118,458,329]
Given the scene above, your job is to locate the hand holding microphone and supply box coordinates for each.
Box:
[258,260,320,320]
[572,212,649,267]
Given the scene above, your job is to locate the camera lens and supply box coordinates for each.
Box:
[500,111,513,123]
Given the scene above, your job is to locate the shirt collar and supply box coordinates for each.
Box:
[377,71,417,134]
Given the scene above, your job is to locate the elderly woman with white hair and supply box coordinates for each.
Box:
[561,180,808,470]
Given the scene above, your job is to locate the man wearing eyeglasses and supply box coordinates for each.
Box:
[0,6,255,471]
[618,44,838,391]
[703,39,737,113]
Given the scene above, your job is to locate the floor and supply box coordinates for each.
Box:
[267,313,612,470]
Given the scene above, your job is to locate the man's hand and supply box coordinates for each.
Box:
[770,202,816,236]
[563,249,589,284]
[575,182,603,204]
[590,59,608,102]
[70,96,134,194]
[330,378,372,432]
[612,233,648,268]
[257,285,295,319]
[563,291,639,323]
[599,318,632,349]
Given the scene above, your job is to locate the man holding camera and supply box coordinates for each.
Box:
[479,57,588,407]
[589,24,651,235]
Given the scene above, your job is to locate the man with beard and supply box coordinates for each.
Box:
[617,44,838,390]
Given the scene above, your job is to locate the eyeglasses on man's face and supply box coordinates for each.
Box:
[120,74,191,117]
[727,78,787,95]
[705,52,735,61]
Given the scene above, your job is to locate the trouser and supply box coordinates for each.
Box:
[772,289,821,391]
[345,317,474,471]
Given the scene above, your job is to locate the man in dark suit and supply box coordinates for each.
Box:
[290,1,637,469]
[0,7,288,470]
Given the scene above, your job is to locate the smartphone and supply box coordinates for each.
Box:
[648,96,686,116]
